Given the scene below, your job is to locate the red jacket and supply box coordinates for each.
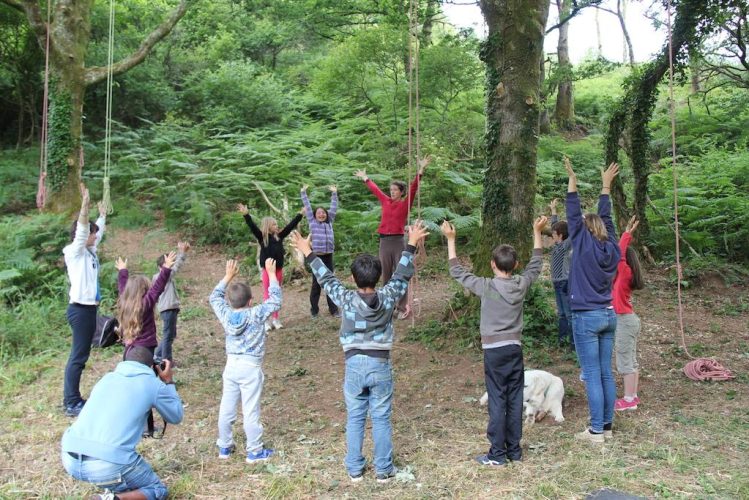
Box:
[365,174,421,235]
[612,231,634,314]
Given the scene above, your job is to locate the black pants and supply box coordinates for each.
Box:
[310,253,338,315]
[64,303,97,407]
[484,344,524,462]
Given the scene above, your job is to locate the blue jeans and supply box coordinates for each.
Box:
[572,308,617,433]
[155,309,178,362]
[61,451,167,500]
[343,354,394,476]
[553,280,573,348]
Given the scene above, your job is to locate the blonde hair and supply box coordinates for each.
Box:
[117,275,151,345]
[584,213,608,241]
[260,217,277,247]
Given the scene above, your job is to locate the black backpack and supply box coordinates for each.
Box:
[91,315,120,348]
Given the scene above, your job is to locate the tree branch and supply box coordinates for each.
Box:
[545,0,602,34]
[0,0,24,12]
[84,0,190,86]
[4,0,48,51]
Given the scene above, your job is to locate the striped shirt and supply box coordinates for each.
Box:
[550,215,572,283]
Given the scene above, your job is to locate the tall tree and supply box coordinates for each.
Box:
[0,0,190,212]
[605,0,719,237]
[553,0,575,129]
[477,0,551,266]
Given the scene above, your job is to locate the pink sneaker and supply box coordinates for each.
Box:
[615,398,639,411]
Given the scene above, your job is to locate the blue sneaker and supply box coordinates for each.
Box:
[64,400,85,417]
[246,448,274,463]
[218,444,235,459]
[475,454,506,467]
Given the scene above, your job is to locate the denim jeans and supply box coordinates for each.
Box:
[343,354,394,476]
[553,280,573,348]
[217,355,265,453]
[155,309,178,362]
[64,303,97,407]
[572,308,617,433]
[61,451,167,500]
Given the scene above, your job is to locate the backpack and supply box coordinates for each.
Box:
[91,315,120,348]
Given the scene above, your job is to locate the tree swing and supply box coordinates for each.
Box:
[36,0,117,215]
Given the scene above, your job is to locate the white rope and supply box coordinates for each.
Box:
[101,0,116,214]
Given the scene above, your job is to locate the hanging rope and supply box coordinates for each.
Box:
[664,0,733,382]
[406,0,425,324]
[100,0,116,215]
[36,0,52,210]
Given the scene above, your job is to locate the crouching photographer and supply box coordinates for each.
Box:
[61,346,184,500]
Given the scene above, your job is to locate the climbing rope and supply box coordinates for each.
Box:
[100,0,116,215]
[406,0,425,323]
[35,0,52,210]
[665,0,733,381]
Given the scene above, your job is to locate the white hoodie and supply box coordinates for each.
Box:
[63,216,106,305]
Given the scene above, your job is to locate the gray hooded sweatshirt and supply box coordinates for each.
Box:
[449,249,543,349]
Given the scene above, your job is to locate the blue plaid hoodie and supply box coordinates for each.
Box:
[209,280,282,360]
[307,246,415,353]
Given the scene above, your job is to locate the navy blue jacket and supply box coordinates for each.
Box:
[566,193,620,311]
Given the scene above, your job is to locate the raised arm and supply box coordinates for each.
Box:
[300,187,314,223]
[441,221,487,297]
[256,258,282,322]
[170,242,190,275]
[599,162,620,243]
[519,217,547,291]
[328,186,338,221]
[68,185,91,257]
[407,174,421,208]
[564,159,584,239]
[278,213,303,240]
[243,213,264,243]
[291,231,353,307]
[144,265,173,310]
[209,259,239,328]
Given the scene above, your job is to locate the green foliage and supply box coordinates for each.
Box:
[648,148,749,261]
[182,61,290,129]
[47,87,75,193]
[0,147,38,214]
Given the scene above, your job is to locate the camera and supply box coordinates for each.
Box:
[153,356,166,374]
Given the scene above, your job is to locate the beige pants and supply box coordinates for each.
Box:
[615,313,641,374]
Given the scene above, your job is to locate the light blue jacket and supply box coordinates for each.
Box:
[209,280,282,360]
[61,361,183,465]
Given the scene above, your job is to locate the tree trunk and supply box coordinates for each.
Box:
[554,0,575,130]
[605,0,706,239]
[539,57,551,134]
[2,0,189,212]
[595,8,603,55]
[617,0,635,66]
[477,0,551,269]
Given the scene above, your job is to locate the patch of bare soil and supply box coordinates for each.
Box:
[1,224,748,499]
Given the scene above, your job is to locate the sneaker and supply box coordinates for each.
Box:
[218,444,235,459]
[311,311,319,319]
[349,472,364,483]
[603,430,613,440]
[615,398,639,411]
[88,490,117,500]
[64,400,86,417]
[265,320,272,332]
[575,428,605,444]
[246,448,274,463]
[272,319,283,330]
[376,466,398,483]
[474,455,506,467]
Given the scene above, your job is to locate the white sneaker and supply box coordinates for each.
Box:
[265,320,272,332]
[272,319,283,330]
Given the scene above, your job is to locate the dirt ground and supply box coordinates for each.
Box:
[1,224,748,499]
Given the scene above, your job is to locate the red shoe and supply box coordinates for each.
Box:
[615,398,639,411]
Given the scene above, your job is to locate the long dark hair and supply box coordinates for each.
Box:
[626,246,644,290]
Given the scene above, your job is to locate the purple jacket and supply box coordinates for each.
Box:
[301,190,337,254]
[118,266,172,348]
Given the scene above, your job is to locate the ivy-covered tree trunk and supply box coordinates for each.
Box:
[554,0,575,130]
[605,0,708,237]
[2,0,189,212]
[477,0,551,270]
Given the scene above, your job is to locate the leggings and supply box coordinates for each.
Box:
[261,268,284,320]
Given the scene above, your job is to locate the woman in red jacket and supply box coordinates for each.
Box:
[354,156,430,319]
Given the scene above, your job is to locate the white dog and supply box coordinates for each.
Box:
[479,369,565,425]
